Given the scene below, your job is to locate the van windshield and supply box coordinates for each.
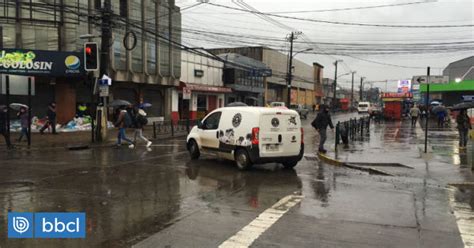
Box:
[359,104,368,108]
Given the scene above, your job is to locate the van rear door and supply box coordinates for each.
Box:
[259,111,301,158]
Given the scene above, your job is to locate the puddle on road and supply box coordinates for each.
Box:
[0,181,35,194]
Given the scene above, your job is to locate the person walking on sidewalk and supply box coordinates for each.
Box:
[17,107,29,142]
[40,102,57,134]
[437,109,446,128]
[0,105,12,148]
[311,104,334,154]
[114,106,134,148]
[456,109,471,149]
[133,109,152,148]
[409,105,421,127]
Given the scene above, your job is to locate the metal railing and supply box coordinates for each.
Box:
[335,116,370,151]
[152,119,199,139]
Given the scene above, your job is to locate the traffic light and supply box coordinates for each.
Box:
[84,42,98,71]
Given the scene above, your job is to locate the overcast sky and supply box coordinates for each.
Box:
[177,0,473,91]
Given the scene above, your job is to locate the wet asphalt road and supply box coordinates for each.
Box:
[0,112,473,248]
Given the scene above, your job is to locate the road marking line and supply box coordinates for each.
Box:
[448,188,474,247]
[219,194,304,248]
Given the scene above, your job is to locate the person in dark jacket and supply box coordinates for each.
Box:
[0,105,12,148]
[40,102,57,134]
[311,104,334,153]
[17,107,29,142]
[114,106,134,148]
[456,109,471,149]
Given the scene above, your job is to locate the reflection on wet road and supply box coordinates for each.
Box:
[0,113,472,248]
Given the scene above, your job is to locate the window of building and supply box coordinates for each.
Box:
[146,0,157,74]
[114,32,126,70]
[197,95,207,112]
[131,0,143,72]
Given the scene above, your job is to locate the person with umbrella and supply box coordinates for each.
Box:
[0,105,12,149]
[17,106,30,142]
[114,105,134,148]
[456,109,471,149]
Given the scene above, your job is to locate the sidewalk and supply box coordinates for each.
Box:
[0,127,187,150]
[316,118,474,247]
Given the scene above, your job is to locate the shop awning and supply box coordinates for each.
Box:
[179,82,232,93]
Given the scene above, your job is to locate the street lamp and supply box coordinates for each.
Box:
[332,59,343,111]
[287,47,313,106]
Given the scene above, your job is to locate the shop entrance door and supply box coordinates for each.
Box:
[208,95,217,112]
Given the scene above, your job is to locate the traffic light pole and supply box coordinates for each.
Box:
[97,0,112,142]
[360,77,364,101]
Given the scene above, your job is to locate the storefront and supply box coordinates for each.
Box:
[420,80,474,106]
[172,83,231,121]
[0,49,85,124]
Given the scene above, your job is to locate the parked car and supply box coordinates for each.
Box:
[357,102,371,113]
[270,102,286,107]
[289,104,309,119]
[186,107,304,170]
[369,105,382,118]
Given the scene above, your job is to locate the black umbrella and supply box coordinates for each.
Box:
[109,99,132,107]
[452,102,474,111]
[431,105,446,113]
[226,102,248,107]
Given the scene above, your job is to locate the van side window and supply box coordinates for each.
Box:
[202,112,221,130]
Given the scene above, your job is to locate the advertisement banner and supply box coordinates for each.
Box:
[0,49,85,77]
[397,80,411,93]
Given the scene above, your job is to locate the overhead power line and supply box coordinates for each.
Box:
[193,1,438,14]
[203,2,474,28]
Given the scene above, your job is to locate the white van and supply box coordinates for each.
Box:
[357,102,371,113]
[186,107,304,170]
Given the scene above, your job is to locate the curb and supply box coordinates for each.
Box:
[318,153,344,166]
[317,153,395,176]
[448,182,474,187]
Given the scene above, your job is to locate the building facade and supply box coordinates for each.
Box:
[0,0,181,122]
[209,46,321,107]
[219,53,268,106]
[172,50,230,121]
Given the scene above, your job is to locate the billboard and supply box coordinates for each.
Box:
[397,80,411,93]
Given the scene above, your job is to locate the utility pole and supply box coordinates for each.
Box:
[100,0,112,80]
[351,71,356,110]
[97,0,112,142]
[360,77,364,101]
[286,32,294,107]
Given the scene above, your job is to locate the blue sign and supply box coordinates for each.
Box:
[8,212,34,238]
[8,212,86,239]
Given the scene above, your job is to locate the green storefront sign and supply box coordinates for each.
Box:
[420,80,474,93]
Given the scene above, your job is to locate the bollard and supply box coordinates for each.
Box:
[153,122,157,139]
[335,122,340,145]
[186,118,190,133]
[171,121,174,137]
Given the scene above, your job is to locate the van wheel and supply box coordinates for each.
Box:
[282,161,298,169]
[188,140,200,159]
[235,149,251,170]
